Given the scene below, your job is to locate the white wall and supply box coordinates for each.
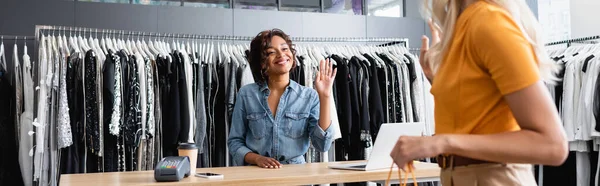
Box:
[538,0,571,43]
[570,0,600,38]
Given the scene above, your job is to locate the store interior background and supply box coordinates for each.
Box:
[0,0,545,61]
[0,0,595,127]
[1,0,593,61]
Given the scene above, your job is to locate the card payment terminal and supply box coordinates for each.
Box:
[154,156,191,182]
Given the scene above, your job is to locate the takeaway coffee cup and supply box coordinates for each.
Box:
[178,143,198,175]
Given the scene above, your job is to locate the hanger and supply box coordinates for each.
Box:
[108,30,115,52]
[366,46,382,67]
[74,28,82,52]
[58,29,66,56]
[117,31,124,53]
[81,28,91,52]
[137,32,149,59]
[154,33,164,56]
[69,28,79,53]
[100,29,108,54]
[186,35,192,55]
[87,28,95,52]
[210,41,215,65]
[170,34,176,52]
[60,27,67,56]
[95,30,107,63]
[192,36,198,63]
[147,34,157,57]
[146,33,158,58]
[236,44,245,65]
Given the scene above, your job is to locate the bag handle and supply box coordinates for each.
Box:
[385,161,417,186]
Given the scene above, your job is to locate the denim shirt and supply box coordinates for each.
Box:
[227,80,335,166]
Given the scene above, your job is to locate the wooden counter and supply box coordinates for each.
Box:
[59,161,440,186]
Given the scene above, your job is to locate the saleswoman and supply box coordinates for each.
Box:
[390,0,568,185]
[228,29,337,169]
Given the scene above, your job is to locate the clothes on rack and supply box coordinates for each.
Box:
[304,46,429,162]
[544,43,600,186]
[3,26,434,186]
[0,38,25,185]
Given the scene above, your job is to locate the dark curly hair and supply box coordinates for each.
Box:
[247,29,297,84]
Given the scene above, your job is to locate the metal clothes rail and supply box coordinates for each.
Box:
[35,25,409,46]
[545,35,600,47]
[0,35,36,41]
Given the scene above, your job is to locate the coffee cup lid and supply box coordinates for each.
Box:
[177,143,198,150]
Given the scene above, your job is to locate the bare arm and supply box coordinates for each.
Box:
[318,95,332,130]
[244,152,261,165]
[440,81,568,166]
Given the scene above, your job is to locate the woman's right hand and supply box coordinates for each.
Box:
[420,19,441,83]
[255,156,282,169]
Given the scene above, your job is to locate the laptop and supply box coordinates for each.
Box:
[328,122,425,171]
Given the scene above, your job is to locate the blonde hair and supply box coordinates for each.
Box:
[421,0,559,83]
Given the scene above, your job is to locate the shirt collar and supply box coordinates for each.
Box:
[259,80,300,93]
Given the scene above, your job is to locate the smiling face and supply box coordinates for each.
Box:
[263,36,294,77]
[248,29,297,84]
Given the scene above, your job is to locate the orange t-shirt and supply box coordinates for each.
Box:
[431,1,541,135]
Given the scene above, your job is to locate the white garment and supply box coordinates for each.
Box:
[329,89,342,140]
[110,53,123,136]
[19,44,34,186]
[34,36,50,181]
[399,61,413,123]
[577,152,591,186]
[57,38,72,149]
[146,54,155,137]
[182,51,196,143]
[562,60,578,143]
[575,57,597,142]
[136,53,147,142]
[240,65,254,87]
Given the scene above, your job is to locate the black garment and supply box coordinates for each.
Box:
[555,62,566,111]
[157,55,174,157]
[542,152,577,186]
[379,53,397,122]
[212,62,228,167]
[204,63,214,167]
[347,57,364,161]
[124,54,142,171]
[194,62,208,166]
[61,54,86,174]
[363,55,384,140]
[227,60,237,125]
[116,50,130,171]
[380,53,403,122]
[0,60,24,185]
[178,52,191,144]
[356,59,371,137]
[404,54,420,122]
[164,53,182,157]
[209,62,219,167]
[377,66,389,123]
[593,65,600,132]
[103,52,119,172]
[84,50,101,154]
[297,56,306,86]
[332,54,351,162]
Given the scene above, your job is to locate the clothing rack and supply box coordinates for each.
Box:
[545,35,600,47]
[35,25,409,46]
[0,35,36,41]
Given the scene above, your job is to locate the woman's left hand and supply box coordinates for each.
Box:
[315,59,337,97]
[390,135,446,171]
